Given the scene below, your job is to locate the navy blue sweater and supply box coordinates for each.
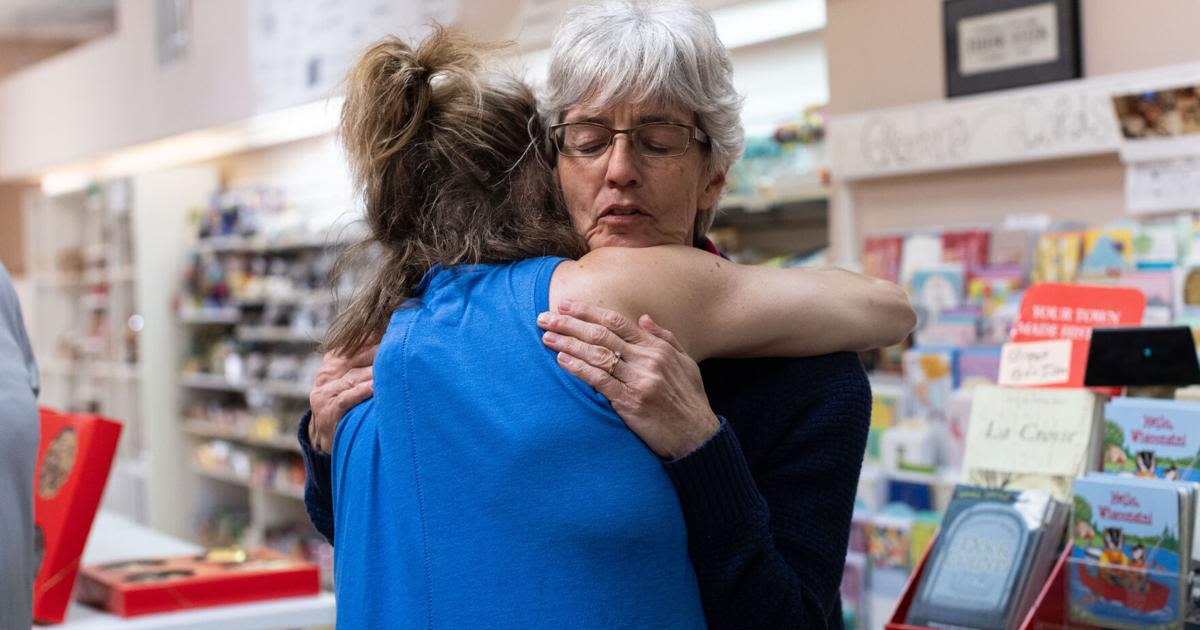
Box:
[299,351,870,629]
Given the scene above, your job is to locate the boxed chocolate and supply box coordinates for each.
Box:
[76,547,320,617]
[32,408,122,624]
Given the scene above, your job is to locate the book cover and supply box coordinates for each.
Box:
[962,385,1103,502]
[1102,397,1200,482]
[1033,231,1084,285]
[1118,270,1176,325]
[967,264,1025,317]
[910,264,966,318]
[915,307,979,346]
[902,347,958,421]
[1069,476,1187,630]
[901,234,944,287]
[863,234,904,283]
[905,485,1058,630]
[958,345,1003,389]
[943,230,991,272]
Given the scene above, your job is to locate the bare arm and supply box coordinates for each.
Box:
[549,245,914,362]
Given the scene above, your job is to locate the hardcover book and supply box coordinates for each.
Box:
[961,385,1104,502]
[1102,397,1200,483]
[1069,475,1190,630]
[905,485,1065,630]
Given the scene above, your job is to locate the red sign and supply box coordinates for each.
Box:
[1010,283,1146,388]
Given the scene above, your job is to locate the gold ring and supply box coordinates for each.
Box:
[606,350,622,377]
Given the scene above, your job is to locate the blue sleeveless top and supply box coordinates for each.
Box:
[331,257,704,629]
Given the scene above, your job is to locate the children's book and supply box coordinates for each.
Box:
[1102,397,1200,483]
[961,385,1104,502]
[906,485,1066,630]
[1069,475,1191,630]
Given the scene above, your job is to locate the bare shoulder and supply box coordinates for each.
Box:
[548,245,731,318]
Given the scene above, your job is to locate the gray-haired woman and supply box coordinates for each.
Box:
[307,2,913,628]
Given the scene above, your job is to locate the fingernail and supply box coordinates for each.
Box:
[543,331,559,343]
[537,311,550,324]
[557,352,572,365]
[560,300,574,312]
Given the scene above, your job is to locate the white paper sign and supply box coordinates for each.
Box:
[958,3,1059,77]
[998,339,1073,387]
[1125,156,1200,214]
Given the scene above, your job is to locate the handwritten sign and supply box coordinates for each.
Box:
[998,339,1073,387]
[1011,283,1145,388]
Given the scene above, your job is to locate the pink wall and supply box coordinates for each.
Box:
[825,0,1200,261]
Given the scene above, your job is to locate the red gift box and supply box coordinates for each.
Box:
[75,547,321,617]
[32,408,122,624]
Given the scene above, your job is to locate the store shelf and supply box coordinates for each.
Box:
[183,418,302,454]
[38,360,140,381]
[194,234,353,255]
[190,464,306,501]
[179,307,241,324]
[179,372,311,399]
[236,325,325,344]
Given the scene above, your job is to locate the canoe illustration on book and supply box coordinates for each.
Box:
[1074,563,1169,612]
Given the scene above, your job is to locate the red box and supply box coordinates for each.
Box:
[887,537,1094,630]
[32,408,122,624]
[75,547,321,617]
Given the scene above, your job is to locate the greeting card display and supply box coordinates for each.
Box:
[32,408,122,624]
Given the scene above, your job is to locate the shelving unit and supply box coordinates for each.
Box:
[170,150,357,587]
[24,180,150,523]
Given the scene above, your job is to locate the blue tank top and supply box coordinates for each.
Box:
[331,257,704,629]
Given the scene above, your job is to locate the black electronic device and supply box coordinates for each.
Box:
[1084,326,1200,387]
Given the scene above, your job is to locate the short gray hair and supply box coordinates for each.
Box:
[543,0,745,183]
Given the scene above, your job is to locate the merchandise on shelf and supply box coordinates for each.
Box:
[904,485,1067,630]
[1069,474,1192,629]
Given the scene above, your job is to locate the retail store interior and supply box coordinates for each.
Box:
[6,0,1200,628]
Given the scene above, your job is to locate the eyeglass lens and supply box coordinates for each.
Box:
[556,124,691,157]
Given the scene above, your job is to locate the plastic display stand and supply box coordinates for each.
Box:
[886,537,1092,630]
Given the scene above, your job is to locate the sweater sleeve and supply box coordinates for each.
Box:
[665,352,871,630]
[298,410,336,543]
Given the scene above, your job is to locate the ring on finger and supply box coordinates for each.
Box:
[605,350,622,377]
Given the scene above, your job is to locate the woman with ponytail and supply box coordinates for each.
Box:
[326,25,912,629]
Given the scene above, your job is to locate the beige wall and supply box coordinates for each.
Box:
[826,0,1200,262]
[0,183,34,275]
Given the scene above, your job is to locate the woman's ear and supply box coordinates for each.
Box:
[698,169,726,211]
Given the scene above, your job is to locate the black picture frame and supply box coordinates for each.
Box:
[943,0,1081,98]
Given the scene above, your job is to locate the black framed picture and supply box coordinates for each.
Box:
[944,0,1081,98]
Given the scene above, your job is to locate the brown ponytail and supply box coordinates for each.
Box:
[324,26,586,356]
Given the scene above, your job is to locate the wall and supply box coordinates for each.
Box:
[0,0,256,178]
[0,183,34,274]
[825,0,1200,262]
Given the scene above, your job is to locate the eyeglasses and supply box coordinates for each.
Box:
[549,121,709,158]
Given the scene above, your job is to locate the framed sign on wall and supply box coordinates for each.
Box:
[944,0,1081,98]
